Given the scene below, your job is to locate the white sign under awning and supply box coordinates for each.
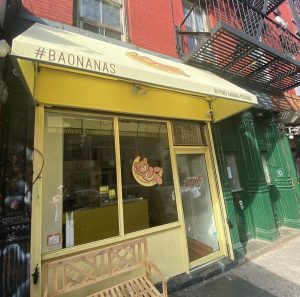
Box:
[10,23,257,105]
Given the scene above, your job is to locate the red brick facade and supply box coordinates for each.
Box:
[127,0,184,58]
[22,0,73,25]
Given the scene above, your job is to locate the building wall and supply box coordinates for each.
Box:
[127,0,184,57]
[270,2,300,95]
[275,2,298,35]
[22,0,73,25]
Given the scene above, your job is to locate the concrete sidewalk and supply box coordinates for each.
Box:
[232,231,300,297]
[170,273,276,297]
[170,229,300,297]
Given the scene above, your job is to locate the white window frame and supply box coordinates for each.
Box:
[78,0,126,41]
[182,0,210,33]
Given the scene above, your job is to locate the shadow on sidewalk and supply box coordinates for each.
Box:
[170,262,300,297]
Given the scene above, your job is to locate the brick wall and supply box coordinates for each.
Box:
[270,2,299,95]
[22,0,73,25]
[127,0,184,58]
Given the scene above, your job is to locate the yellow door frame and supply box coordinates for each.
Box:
[30,105,44,297]
[173,146,228,269]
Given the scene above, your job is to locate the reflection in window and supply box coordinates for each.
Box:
[182,0,209,51]
[176,153,219,261]
[172,120,206,146]
[261,153,272,185]
[42,114,118,253]
[79,0,123,40]
[119,119,178,233]
[224,154,242,191]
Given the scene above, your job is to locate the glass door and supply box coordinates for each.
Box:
[176,150,221,264]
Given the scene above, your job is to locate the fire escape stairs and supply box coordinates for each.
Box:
[176,0,300,92]
[249,0,286,15]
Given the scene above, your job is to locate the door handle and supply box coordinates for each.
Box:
[31,264,39,284]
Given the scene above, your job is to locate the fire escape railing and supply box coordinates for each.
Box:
[249,0,286,15]
[176,0,300,60]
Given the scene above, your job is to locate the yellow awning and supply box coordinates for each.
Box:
[10,23,257,122]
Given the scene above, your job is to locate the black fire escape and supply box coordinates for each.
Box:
[288,0,300,35]
[176,0,300,92]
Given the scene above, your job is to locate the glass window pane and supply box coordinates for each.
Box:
[194,6,205,32]
[105,29,122,40]
[261,153,272,184]
[42,113,118,253]
[102,1,121,29]
[224,154,242,191]
[81,0,100,22]
[176,153,220,261]
[119,119,178,233]
[172,120,206,146]
[82,22,101,34]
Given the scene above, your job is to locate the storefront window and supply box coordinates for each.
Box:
[119,119,178,233]
[42,114,179,253]
[42,113,118,253]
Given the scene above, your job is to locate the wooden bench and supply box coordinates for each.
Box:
[43,237,168,297]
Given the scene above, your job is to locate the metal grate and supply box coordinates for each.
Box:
[176,0,300,91]
[172,121,206,146]
[187,26,300,91]
[247,0,285,14]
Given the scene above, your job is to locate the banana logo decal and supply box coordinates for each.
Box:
[132,156,163,187]
[126,52,189,77]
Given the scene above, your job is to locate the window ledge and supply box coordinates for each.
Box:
[41,221,181,261]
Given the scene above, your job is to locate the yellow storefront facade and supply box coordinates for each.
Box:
[11,23,257,297]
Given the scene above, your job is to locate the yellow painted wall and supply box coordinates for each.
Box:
[17,59,35,96]
[35,67,211,121]
[212,98,253,122]
[147,227,187,277]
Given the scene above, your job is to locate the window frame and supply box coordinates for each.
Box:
[182,0,210,33]
[41,109,183,255]
[76,0,126,41]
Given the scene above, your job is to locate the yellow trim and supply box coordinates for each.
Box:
[203,146,228,260]
[173,146,228,267]
[206,122,234,259]
[35,67,211,121]
[30,106,44,297]
[16,58,35,96]
[167,122,190,273]
[212,99,253,122]
[114,117,124,237]
[189,251,224,269]
[38,63,213,101]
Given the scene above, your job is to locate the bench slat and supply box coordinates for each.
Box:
[88,277,162,297]
[133,278,152,297]
[43,238,167,297]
